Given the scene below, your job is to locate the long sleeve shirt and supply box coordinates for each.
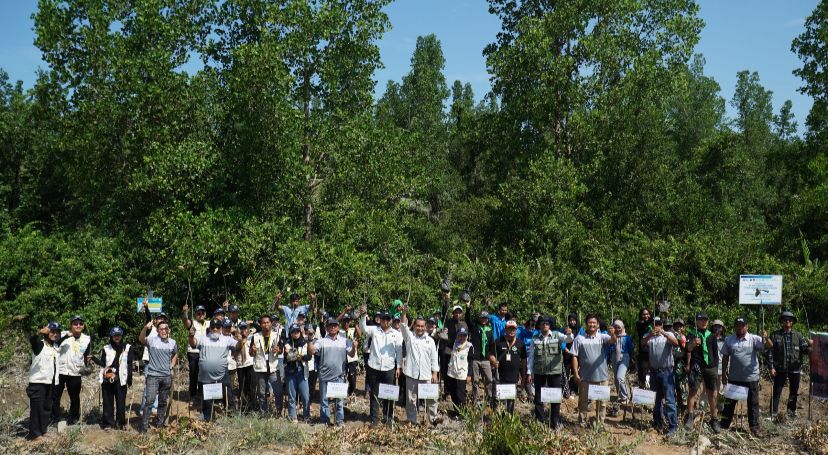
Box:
[359,315,403,372]
[401,323,439,380]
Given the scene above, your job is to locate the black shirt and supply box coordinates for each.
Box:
[488,336,527,383]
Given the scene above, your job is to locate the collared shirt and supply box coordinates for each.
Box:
[571,332,612,382]
[647,332,677,371]
[280,304,310,333]
[145,335,177,377]
[196,335,236,383]
[489,314,507,340]
[313,333,353,382]
[721,333,766,382]
[401,323,439,380]
[359,316,403,372]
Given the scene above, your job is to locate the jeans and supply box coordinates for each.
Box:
[257,371,283,415]
[27,383,52,439]
[187,352,201,401]
[319,375,345,425]
[141,375,171,431]
[405,377,438,423]
[286,369,310,420]
[139,385,159,414]
[368,367,396,423]
[101,382,127,428]
[772,371,801,415]
[651,369,677,431]
[470,359,495,405]
[612,353,630,402]
[720,380,760,431]
[533,374,563,428]
[52,374,82,422]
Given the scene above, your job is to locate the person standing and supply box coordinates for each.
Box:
[768,311,811,419]
[439,304,465,398]
[684,312,720,432]
[277,292,313,336]
[571,314,616,425]
[667,319,688,412]
[249,315,284,416]
[635,308,653,389]
[283,324,312,422]
[189,319,243,421]
[489,320,527,414]
[182,303,208,406]
[400,308,441,425]
[444,326,472,418]
[359,307,403,427]
[94,327,132,430]
[340,313,361,397]
[52,315,92,425]
[609,320,634,404]
[234,321,255,413]
[643,317,680,437]
[27,322,61,441]
[712,320,726,390]
[527,316,573,428]
[563,313,581,398]
[465,301,495,408]
[719,317,773,436]
[488,303,509,341]
[138,320,178,433]
[309,317,356,426]
[221,320,238,413]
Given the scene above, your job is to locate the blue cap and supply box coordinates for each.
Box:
[238,321,249,328]
[229,305,240,313]
[222,319,233,328]
[110,327,124,337]
[289,324,302,333]
[194,305,206,313]
[297,311,307,317]
[209,319,222,329]
[325,317,339,326]
[457,326,468,336]
[213,308,225,315]
[47,321,61,331]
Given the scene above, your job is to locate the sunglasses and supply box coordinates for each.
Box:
[72,321,85,326]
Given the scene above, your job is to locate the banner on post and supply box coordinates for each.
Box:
[738,275,783,305]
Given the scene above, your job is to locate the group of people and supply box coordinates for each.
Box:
[25,285,813,443]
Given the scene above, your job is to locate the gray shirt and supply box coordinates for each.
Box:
[721,333,766,382]
[145,335,177,377]
[647,333,676,371]
[313,334,353,382]
[571,333,611,382]
[197,335,236,383]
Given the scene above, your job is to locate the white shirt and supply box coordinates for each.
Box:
[401,322,439,380]
[359,315,403,372]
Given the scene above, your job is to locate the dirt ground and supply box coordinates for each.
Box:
[1,362,826,454]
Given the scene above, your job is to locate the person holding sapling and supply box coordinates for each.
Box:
[643,317,680,437]
[52,315,93,425]
[571,314,616,425]
[138,319,177,433]
[489,319,528,415]
[719,316,773,436]
[359,304,403,427]
[400,306,441,425]
[684,312,721,432]
[93,327,133,430]
[768,311,811,419]
[309,317,356,426]
[527,316,572,427]
[27,322,62,441]
[249,314,284,415]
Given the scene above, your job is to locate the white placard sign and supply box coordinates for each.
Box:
[326,382,348,399]
[378,383,400,401]
[738,275,783,305]
[417,383,440,400]
[203,382,223,400]
[496,384,517,400]
[632,388,656,407]
[587,384,611,401]
[540,387,563,403]
[723,383,749,401]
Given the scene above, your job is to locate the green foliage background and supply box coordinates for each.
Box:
[2,0,828,348]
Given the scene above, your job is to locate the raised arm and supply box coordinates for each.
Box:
[138,321,153,345]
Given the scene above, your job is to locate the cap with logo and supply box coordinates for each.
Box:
[505,320,518,329]
[209,319,222,329]
[695,312,709,320]
[110,327,124,337]
[325,317,340,326]
[229,305,240,313]
[70,315,84,323]
[194,305,207,313]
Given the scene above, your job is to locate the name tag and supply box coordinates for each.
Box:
[506,353,512,362]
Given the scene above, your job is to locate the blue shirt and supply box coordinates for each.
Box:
[489,314,507,340]
[517,326,537,348]
[280,304,310,334]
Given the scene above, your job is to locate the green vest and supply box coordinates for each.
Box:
[533,332,563,375]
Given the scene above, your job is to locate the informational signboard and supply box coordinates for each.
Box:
[417,383,440,400]
[136,297,164,313]
[203,382,223,400]
[540,387,562,403]
[632,388,656,406]
[378,383,400,401]
[326,382,348,399]
[588,384,611,401]
[738,275,783,305]
[496,384,517,400]
[810,333,828,400]
[723,383,749,401]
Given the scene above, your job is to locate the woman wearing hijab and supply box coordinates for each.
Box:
[93,327,133,430]
[609,320,634,404]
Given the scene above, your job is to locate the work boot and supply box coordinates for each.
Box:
[710,420,721,434]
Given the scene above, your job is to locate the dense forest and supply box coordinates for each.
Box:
[1,0,827,340]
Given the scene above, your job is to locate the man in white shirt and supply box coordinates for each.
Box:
[359,306,403,427]
[400,307,441,425]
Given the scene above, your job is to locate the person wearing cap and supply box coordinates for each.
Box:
[282,323,312,422]
[221,320,238,412]
[488,302,510,341]
[138,317,178,433]
[213,307,226,322]
[684,312,721,432]
[138,299,168,418]
[528,316,573,427]
[234,321,255,413]
[228,305,242,326]
[465,300,496,408]
[711,319,725,390]
[719,317,772,435]
[182,303,208,406]
[249,315,284,416]
[92,327,133,430]
[308,317,356,426]
[399,307,441,425]
[608,319,634,405]
[27,322,62,441]
[563,313,581,398]
[52,314,92,425]
[768,311,811,419]
[635,308,654,390]
[276,292,312,337]
[438,303,466,397]
[339,312,361,397]
[667,319,688,412]
[571,313,617,425]
[488,320,527,414]
[445,325,473,417]
[189,319,244,420]
[359,305,403,426]
[642,316,680,437]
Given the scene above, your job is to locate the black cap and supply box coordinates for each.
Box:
[238,321,249,329]
[696,312,708,320]
[209,319,222,329]
[478,311,489,319]
[213,308,225,315]
[379,311,392,320]
[289,324,302,333]
[222,319,233,328]
[427,317,437,325]
[457,326,468,336]
[110,327,124,337]
[779,311,796,322]
[70,315,84,323]
[194,305,207,313]
[47,321,61,331]
[229,305,240,313]
[341,313,352,321]
[325,317,339,326]
[734,316,747,325]
[156,312,169,321]
[290,293,300,302]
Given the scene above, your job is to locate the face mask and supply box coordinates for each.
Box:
[208,332,220,341]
